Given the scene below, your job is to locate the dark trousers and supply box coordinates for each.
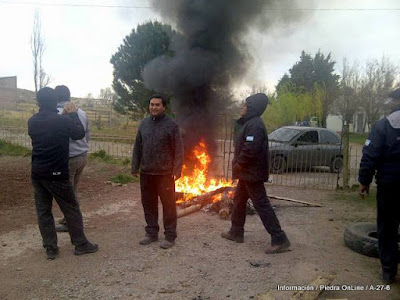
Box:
[230,180,288,245]
[140,174,177,241]
[32,179,88,249]
[377,184,400,277]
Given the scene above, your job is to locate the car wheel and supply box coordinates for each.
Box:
[330,156,343,173]
[344,222,400,258]
[270,155,287,174]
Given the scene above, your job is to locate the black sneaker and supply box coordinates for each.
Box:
[221,231,244,243]
[55,224,69,233]
[46,246,59,260]
[74,242,99,256]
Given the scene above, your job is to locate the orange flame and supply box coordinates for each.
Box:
[176,140,233,202]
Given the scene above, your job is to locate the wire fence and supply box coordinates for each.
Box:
[0,109,364,191]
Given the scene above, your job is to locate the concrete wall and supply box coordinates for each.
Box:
[0,76,17,89]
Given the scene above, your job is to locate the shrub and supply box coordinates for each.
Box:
[0,140,31,157]
[110,173,137,184]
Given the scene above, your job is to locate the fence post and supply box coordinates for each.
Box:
[342,124,350,190]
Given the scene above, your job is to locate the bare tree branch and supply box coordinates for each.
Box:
[31,10,50,95]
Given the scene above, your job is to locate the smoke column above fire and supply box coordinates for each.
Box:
[143,0,312,173]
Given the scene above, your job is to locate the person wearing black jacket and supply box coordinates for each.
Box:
[131,95,184,249]
[221,93,290,254]
[359,88,400,284]
[28,87,98,260]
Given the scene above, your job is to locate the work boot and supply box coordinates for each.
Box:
[160,239,175,249]
[221,231,244,243]
[46,246,59,260]
[74,242,99,256]
[139,235,158,245]
[382,272,396,285]
[55,224,69,233]
[265,240,291,254]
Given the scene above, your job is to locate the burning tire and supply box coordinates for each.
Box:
[344,222,400,258]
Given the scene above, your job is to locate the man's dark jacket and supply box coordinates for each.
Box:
[28,107,85,180]
[131,113,183,178]
[232,94,269,182]
[359,106,400,186]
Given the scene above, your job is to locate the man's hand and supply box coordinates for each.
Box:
[359,184,370,199]
[63,102,78,114]
[131,172,139,178]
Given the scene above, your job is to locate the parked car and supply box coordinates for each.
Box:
[268,126,343,173]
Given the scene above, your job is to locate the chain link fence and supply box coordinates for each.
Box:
[0,107,363,190]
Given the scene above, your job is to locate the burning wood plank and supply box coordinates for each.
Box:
[176,187,235,218]
[178,186,234,208]
[177,204,202,218]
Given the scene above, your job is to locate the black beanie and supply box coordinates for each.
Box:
[37,87,57,109]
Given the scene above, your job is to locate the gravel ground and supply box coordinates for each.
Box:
[0,156,399,300]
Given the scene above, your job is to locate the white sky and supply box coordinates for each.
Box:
[0,0,399,98]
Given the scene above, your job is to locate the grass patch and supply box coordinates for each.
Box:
[0,140,31,157]
[349,133,368,145]
[333,186,377,209]
[110,173,137,184]
[89,150,130,165]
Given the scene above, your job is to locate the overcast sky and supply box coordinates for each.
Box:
[0,0,399,98]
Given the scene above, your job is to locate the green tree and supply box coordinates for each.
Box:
[263,82,323,130]
[110,21,178,119]
[276,50,340,127]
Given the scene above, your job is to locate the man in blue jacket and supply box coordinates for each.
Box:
[28,87,98,260]
[221,93,290,254]
[359,88,400,284]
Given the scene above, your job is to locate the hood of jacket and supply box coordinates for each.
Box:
[237,93,268,125]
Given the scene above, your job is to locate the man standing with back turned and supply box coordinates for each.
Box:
[359,88,400,284]
[221,93,291,254]
[28,87,98,260]
[131,95,184,249]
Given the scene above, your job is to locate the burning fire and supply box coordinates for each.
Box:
[175,140,233,202]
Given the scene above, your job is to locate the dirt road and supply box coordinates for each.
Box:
[0,156,398,299]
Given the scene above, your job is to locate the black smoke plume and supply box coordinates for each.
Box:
[143,0,311,174]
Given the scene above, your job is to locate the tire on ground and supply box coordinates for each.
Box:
[344,222,400,258]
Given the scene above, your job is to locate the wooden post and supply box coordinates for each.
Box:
[342,124,350,190]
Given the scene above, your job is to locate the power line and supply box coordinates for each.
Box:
[0,1,399,11]
[0,1,154,8]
